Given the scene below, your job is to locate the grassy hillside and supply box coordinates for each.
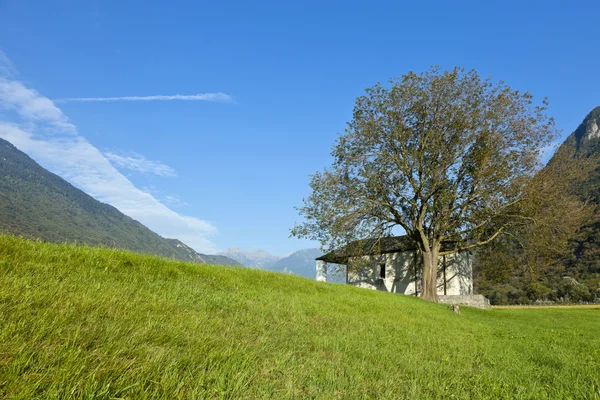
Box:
[1,235,598,399]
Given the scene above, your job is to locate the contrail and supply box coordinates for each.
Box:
[55,93,233,103]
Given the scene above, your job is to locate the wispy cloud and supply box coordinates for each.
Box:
[0,57,221,253]
[0,50,16,78]
[164,195,189,207]
[104,151,177,177]
[55,93,233,103]
[141,187,188,208]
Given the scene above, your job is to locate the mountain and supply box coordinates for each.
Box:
[476,107,600,304]
[556,106,600,285]
[217,247,280,268]
[564,106,600,201]
[269,248,322,278]
[219,246,346,281]
[566,106,600,153]
[164,239,241,266]
[0,138,240,266]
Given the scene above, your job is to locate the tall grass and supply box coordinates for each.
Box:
[0,235,599,399]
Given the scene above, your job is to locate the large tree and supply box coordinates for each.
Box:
[292,67,572,302]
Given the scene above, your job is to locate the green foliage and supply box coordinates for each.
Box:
[477,107,600,304]
[527,282,551,301]
[1,235,599,399]
[558,107,600,284]
[556,277,592,303]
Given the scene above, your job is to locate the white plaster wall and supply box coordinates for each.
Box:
[346,251,472,295]
[316,260,327,282]
[440,252,472,295]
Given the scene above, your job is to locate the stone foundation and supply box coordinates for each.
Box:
[439,294,490,309]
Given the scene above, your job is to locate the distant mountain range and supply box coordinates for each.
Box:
[217,247,281,268]
[218,247,325,279]
[269,248,323,278]
[0,138,240,266]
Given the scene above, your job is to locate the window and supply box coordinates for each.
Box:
[379,263,386,279]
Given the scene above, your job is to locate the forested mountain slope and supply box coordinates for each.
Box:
[0,138,240,266]
[477,107,600,304]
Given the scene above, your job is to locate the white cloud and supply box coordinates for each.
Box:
[55,93,233,103]
[0,74,220,253]
[0,79,76,133]
[104,151,177,177]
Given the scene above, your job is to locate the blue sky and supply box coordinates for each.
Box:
[0,0,599,255]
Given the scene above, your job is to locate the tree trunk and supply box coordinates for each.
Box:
[420,247,440,302]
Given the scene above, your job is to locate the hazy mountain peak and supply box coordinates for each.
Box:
[216,247,326,273]
[269,248,323,278]
[217,247,280,268]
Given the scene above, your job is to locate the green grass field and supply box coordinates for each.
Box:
[1,235,599,399]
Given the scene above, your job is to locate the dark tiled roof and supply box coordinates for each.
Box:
[316,236,417,264]
[316,235,461,264]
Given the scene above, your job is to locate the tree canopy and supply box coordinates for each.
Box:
[292,66,586,302]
